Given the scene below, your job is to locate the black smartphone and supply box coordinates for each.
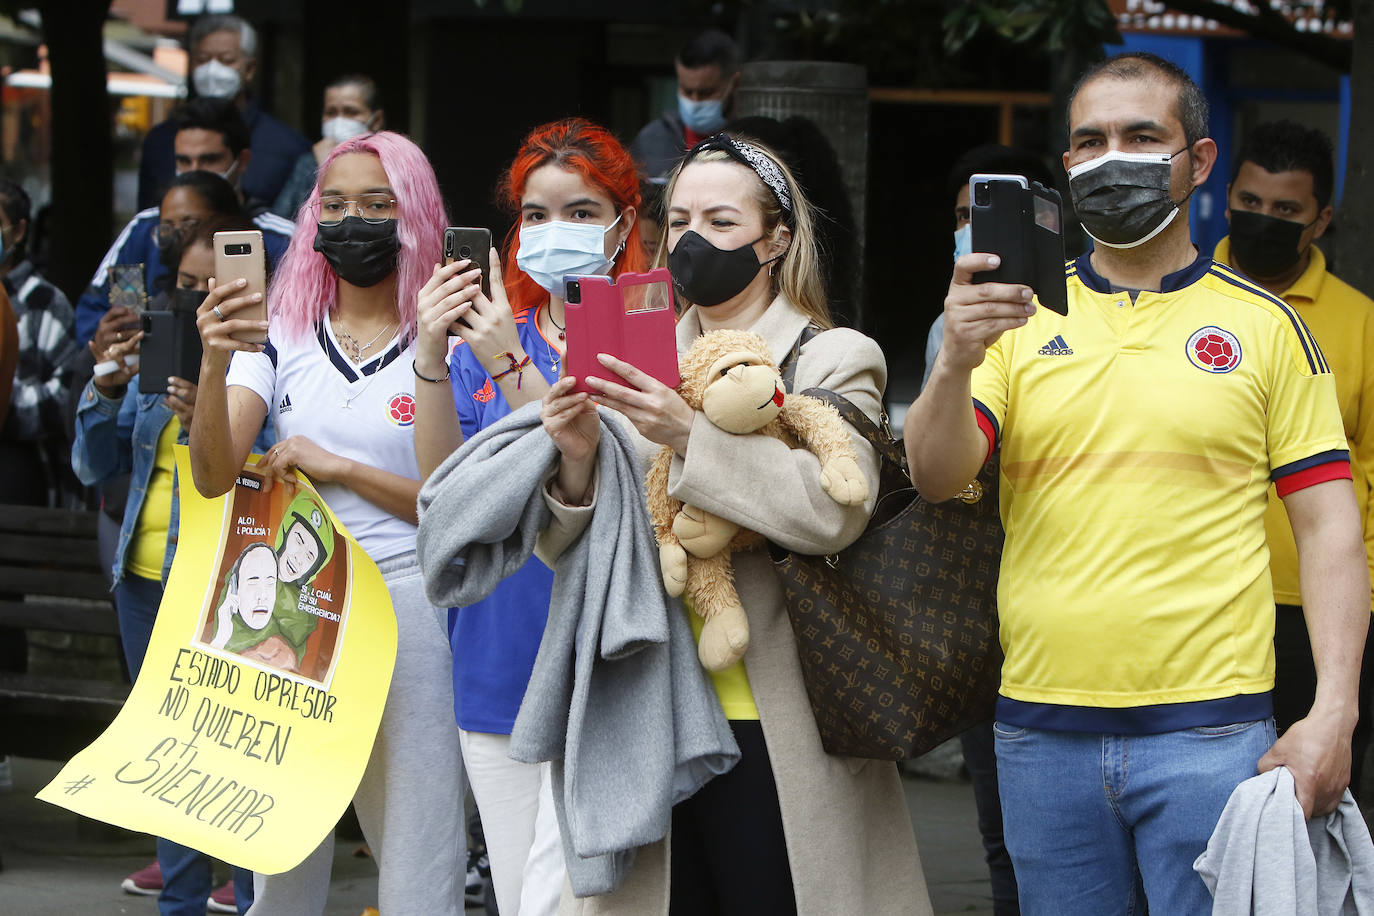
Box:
[969,173,1068,316]
[138,290,205,393]
[443,227,492,298]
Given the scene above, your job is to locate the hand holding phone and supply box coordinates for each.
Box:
[444,227,492,298]
[563,269,679,395]
[969,173,1068,316]
[213,230,268,343]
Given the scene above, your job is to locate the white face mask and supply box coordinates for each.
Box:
[322,116,371,144]
[193,59,243,100]
[516,215,622,296]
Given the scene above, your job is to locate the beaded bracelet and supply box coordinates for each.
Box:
[491,351,533,389]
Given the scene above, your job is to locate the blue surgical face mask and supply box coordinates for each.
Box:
[678,95,726,135]
[953,224,972,263]
[516,215,622,296]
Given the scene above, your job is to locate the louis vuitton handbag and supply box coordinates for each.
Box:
[774,383,1005,761]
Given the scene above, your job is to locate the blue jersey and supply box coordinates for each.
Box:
[445,310,561,733]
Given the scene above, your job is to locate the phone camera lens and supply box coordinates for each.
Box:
[459,245,472,258]
[974,184,990,207]
[567,281,581,304]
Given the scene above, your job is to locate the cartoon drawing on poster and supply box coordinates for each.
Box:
[36,450,396,874]
[197,480,347,685]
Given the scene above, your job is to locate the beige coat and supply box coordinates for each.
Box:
[543,296,933,916]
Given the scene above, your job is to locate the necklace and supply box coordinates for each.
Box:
[541,303,562,375]
[334,318,395,363]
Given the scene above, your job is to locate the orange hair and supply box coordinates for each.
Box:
[497,118,645,316]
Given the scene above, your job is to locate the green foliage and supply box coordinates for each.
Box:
[943,0,1121,57]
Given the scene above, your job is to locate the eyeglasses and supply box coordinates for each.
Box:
[156,218,200,247]
[317,194,396,226]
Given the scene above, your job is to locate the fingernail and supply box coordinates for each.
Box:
[987,255,1001,268]
[237,278,247,286]
[1024,303,1036,314]
[253,293,263,301]
[1021,288,1033,300]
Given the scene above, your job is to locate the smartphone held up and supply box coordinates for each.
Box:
[213,230,268,342]
[969,173,1068,316]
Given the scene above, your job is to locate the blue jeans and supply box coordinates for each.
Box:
[115,574,255,916]
[994,718,1277,916]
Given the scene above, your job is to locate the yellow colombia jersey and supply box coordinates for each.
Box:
[971,251,1350,733]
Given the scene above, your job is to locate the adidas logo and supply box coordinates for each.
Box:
[1038,335,1073,356]
[278,393,293,414]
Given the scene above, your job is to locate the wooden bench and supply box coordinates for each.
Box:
[0,505,129,759]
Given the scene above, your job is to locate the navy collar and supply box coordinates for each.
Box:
[1072,247,1212,295]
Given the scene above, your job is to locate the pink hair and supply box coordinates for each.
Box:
[268,131,447,344]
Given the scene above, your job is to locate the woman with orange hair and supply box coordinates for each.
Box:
[412,118,639,916]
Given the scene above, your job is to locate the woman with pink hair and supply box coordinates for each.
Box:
[189,131,466,914]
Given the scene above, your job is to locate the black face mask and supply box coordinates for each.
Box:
[1068,149,1189,249]
[313,217,400,288]
[1228,209,1311,279]
[171,287,209,314]
[667,230,772,308]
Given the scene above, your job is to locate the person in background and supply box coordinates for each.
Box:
[189,130,465,915]
[637,178,664,264]
[414,117,642,916]
[1216,119,1374,799]
[73,215,263,916]
[630,29,741,181]
[907,52,1366,913]
[0,283,16,802]
[0,178,78,505]
[76,102,296,346]
[273,74,385,220]
[915,144,1054,916]
[137,13,308,211]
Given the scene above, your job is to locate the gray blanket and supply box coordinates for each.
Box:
[416,402,739,896]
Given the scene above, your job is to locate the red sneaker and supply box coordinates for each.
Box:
[120,859,162,895]
[207,880,237,913]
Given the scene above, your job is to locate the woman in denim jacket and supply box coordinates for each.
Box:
[70,217,270,916]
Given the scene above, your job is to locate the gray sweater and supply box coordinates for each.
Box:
[1194,765,1374,914]
[415,403,739,897]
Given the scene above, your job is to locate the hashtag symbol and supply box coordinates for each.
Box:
[64,775,95,795]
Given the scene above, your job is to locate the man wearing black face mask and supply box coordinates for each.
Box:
[906,52,1366,914]
[1218,119,1374,803]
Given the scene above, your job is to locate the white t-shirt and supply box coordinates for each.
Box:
[226,319,421,562]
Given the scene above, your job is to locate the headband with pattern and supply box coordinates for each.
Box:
[685,133,794,217]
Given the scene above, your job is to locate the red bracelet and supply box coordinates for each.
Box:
[491,351,533,388]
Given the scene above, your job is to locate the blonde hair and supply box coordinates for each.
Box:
[660,136,833,329]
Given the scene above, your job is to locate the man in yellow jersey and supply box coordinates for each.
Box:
[905,52,1368,915]
[1216,120,1374,801]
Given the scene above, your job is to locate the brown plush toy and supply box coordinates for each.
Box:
[645,329,870,671]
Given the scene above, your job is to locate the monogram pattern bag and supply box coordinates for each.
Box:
[774,331,1005,760]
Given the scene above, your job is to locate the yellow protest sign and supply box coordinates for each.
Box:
[38,448,397,874]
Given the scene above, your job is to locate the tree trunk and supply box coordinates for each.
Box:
[1331,0,1374,298]
[40,0,112,303]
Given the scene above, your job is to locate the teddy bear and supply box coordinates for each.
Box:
[645,328,870,671]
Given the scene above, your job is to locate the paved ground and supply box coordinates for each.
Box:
[0,754,995,915]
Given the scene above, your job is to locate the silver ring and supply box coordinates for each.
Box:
[212,306,225,321]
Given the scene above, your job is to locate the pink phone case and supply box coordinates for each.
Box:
[563,269,680,395]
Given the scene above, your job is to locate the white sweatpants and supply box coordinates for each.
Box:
[460,729,565,916]
[249,552,466,915]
